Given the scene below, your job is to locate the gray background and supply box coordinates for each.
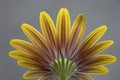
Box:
[0,0,120,80]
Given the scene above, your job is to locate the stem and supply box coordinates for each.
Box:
[59,76,67,80]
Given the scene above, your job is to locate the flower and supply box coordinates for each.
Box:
[9,8,116,80]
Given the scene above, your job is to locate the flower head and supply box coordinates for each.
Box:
[9,8,116,80]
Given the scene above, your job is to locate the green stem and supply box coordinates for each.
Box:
[59,76,67,80]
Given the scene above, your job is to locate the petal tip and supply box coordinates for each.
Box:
[59,8,69,13]
[40,11,49,22]
[23,73,28,79]
[111,55,117,63]
[17,61,22,67]
[104,40,114,46]
[10,39,20,46]
[80,14,85,17]
[78,14,86,21]
[8,51,13,58]
[100,25,108,31]
[99,66,109,74]
[8,50,18,59]
[40,11,47,17]
[21,23,28,29]
[104,68,109,74]
[60,8,66,11]
[9,39,14,46]
[21,23,33,33]
[108,40,114,45]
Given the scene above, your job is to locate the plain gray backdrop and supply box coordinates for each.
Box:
[0,0,120,80]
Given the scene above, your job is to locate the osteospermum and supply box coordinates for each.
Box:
[9,8,116,80]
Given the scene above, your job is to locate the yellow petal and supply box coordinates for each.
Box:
[73,73,93,80]
[38,77,45,80]
[80,25,107,53]
[56,8,71,54]
[81,54,116,66]
[17,60,44,69]
[9,50,48,65]
[80,65,109,74]
[10,39,37,53]
[76,40,114,60]
[40,11,57,55]
[38,76,54,80]
[9,50,30,60]
[21,23,45,49]
[67,14,85,57]
[23,70,44,79]
[10,39,48,62]
[9,50,46,67]
[21,23,51,59]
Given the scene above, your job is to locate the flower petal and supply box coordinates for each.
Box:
[23,70,46,79]
[81,54,116,66]
[76,26,107,57]
[40,11,57,56]
[79,65,109,74]
[9,51,47,68]
[9,50,31,60]
[21,23,52,59]
[39,76,56,80]
[76,40,114,60]
[56,8,71,54]
[9,50,48,66]
[81,25,107,50]
[17,60,48,69]
[71,73,93,80]
[10,39,49,63]
[67,14,86,57]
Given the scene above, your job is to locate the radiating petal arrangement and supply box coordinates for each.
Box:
[9,8,116,80]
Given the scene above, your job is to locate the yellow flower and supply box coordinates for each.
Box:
[9,8,116,80]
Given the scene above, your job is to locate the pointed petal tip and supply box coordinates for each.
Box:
[107,40,114,45]
[95,66,109,74]
[98,66,109,74]
[77,14,86,21]
[109,55,117,63]
[23,70,39,79]
[23,73,28,79]
[8,50,18,59]
[8,51,14,58]
[40,11,47,17]
[9,39,15,46]
[102,67,109,74]
[23,75,29,79]
[60,8,66,11]
[100,25,108,31]
[76,14,86,22]
[112,57,117,63]
[9,39,19,46]
[110,40,114,44]
[17,61,23,67]
[21,23,30,33]
[21,23,36,34]
[59,8,69,14]
[21,23,29,29]
[40,11,50,22]
[23,70,42,79]
[21,23,28,26]
[40,11,45,14]
[79,14,85,17]
[101,40,114,46]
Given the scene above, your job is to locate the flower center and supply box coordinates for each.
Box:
[50,57,76,80]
